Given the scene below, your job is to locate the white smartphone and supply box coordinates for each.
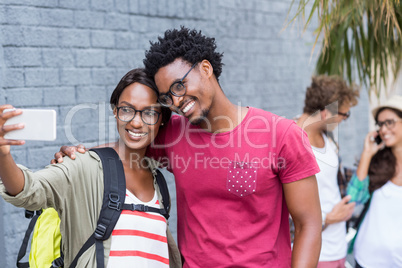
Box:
[4,109,57,141]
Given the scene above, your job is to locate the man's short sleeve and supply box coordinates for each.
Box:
[276,122,320,183]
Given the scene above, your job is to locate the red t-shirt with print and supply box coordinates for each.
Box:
[148,107,319,268]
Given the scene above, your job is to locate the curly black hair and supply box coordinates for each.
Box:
[143,26,224,81]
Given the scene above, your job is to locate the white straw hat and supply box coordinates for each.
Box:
[372,95,402,118]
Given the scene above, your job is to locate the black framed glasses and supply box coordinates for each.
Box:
[375,118,402,131]
[116,106,161,125]
[158,62,198,107]
[337,111,351,119]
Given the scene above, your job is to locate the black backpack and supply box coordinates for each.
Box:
[17,147,171,268]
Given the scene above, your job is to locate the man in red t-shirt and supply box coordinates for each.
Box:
[143,27,321,268]
[56,27,322,267]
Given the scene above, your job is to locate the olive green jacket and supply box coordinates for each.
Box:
[0,151,181,267]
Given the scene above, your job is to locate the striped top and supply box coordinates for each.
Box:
[107,189,169,267]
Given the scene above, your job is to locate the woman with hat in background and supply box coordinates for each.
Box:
[347,95,402,268]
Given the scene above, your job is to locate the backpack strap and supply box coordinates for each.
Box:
[16,210,42,268]
[120,203,167,216]
[155,169,171,219]
[50,239,64,268]
[120,169,170,219]
[70,148,126,268]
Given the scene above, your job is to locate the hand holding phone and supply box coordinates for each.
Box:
[0,105,25,150]
[3,108,57,141]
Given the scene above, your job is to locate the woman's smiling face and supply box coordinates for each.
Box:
[114,82,162,152]
[377,108,402,148]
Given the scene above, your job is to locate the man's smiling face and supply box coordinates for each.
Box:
[154,59,215,125]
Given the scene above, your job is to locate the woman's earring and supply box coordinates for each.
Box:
[161,123,164,126]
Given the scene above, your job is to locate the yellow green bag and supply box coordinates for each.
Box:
[29,208,62,267]
[17,208,63,268]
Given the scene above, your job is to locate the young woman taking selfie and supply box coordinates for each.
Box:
[0,69,181,267]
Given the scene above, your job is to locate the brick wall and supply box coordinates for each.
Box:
[0,0,369,266]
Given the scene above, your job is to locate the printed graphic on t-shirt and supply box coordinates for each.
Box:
[227,161,258,197]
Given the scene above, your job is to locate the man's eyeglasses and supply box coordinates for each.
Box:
[116,106,161,125]
[375,118,402,131]
[158,62,198,107]
[337,111,351,119]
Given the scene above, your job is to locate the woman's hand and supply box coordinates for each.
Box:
[356,131,383,180]
[0,105,26,195]
[0,105,25,155]
[362,131,383,158]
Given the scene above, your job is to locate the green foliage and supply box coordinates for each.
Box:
[287,0,402,98]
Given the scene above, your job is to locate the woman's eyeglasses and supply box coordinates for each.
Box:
[116,106,161,125]
[375,118,402,131]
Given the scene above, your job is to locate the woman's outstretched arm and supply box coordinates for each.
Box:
[0,105,26,196]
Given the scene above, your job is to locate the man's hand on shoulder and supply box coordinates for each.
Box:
[51,144,87,164]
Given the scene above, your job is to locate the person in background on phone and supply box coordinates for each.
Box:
[53,26,323,268]
[347,95,402,268]
[0,69,181,267]
[296,75,359,268]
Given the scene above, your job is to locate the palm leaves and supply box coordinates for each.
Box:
[287,0,402,98]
